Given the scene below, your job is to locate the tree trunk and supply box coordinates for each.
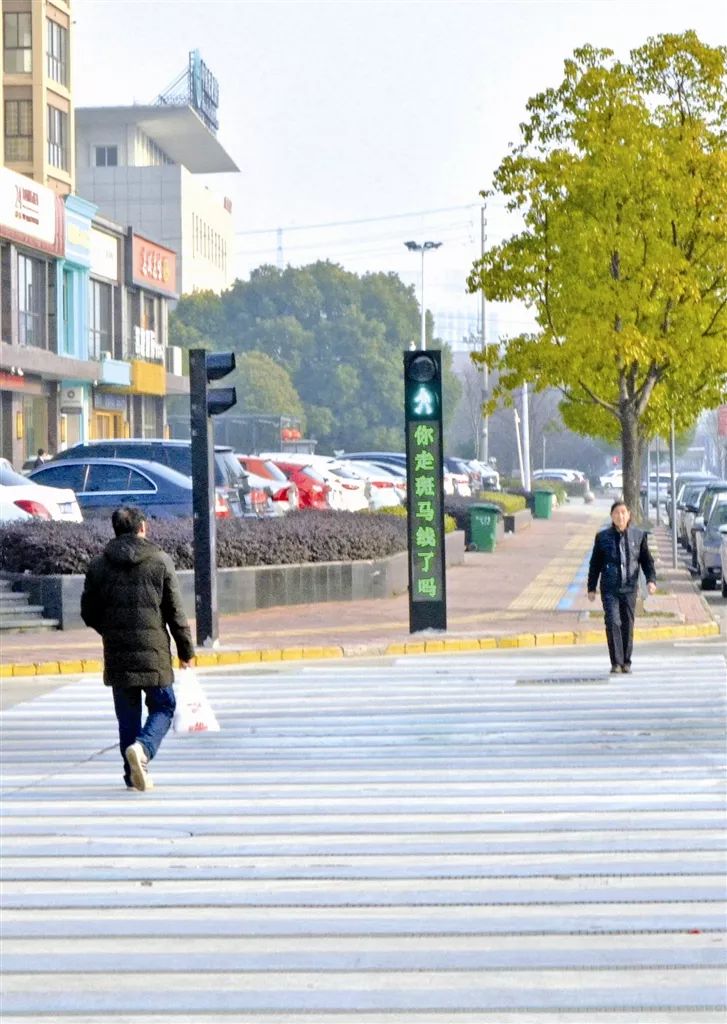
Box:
[620,404,642,521]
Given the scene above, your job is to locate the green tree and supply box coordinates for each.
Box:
[172,261,460,454]
[468,32,727,513]
[230,352,306,428]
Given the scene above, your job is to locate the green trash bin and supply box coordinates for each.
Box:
[533,489,555,519]
[469,502,501,552]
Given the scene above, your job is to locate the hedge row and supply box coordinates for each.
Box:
[0,511,410,577]
[443,493,527,532]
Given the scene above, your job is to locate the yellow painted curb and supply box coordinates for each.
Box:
[458,639,484,652]
[0,663,13,677]
[497,634,536,649]
[216,651,243,665]
[384,643,408,656]
[478,638,497,650]
[12,663,38,676]
[404,642,426,655]
[58,660,84,674]
[35,661,61,675]
[534,633,555,646]
[82,659,103,673]
[237,650,264,664]
[281,647,304,660]
[552,631,578,646]
[577,630,606,645]
[302,646,343,660]
[260,649,282,662]
[424,640,446,653]
[194,652,219,667]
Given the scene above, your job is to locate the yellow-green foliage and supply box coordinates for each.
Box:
[478,491,527,514]
[377,505,458,533]
[531,480,567,505]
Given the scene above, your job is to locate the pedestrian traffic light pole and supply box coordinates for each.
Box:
[189,349,237,648]
[403,349,447,633]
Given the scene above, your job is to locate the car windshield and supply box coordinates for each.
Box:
[215,450,248,486]
[301,466,326,484]
[0,466,30,486]
[261,460,288,482]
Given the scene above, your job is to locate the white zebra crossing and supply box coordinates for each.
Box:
[1,651,726,1022]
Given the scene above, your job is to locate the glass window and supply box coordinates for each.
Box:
[3,12,32,73]
[31,463,86,492]
[85,464,132,492]
[47,105,68,169]
[46,19,68,85]
[17,254,45,348]
[88,279,112,359]
[4,99,32,161]
[94,145,117,167]
[127,469,155,493]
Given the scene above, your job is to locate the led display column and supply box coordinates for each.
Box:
[403,349,447,633]
[189,348,237,647]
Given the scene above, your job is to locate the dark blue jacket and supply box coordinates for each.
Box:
[587,524,656,595]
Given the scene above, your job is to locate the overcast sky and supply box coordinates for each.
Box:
[73,0,725,345]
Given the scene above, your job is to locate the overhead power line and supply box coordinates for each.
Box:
[233,203,486,237]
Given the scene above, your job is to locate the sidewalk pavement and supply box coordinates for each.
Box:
[0,498,720,678]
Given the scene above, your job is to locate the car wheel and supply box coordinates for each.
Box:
[722,575,727,599]
[700,570,717,591]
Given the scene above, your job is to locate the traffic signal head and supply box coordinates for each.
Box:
[404,351,441,420]
[190,348,238,419]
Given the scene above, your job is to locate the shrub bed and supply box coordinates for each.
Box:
[443,493,526,532]
[0,511,409,577]
[376,505,458,533]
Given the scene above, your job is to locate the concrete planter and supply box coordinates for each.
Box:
[2,530,464,631]
[503,508,532,534]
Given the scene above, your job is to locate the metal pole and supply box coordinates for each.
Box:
[670,417,678,568]
[521,383,531,491]
[420,247,426,351]
[480,205,488,465]
[514,408,524,485]
[655,435,661,526]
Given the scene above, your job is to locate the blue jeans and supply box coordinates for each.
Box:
[112,686,176,786]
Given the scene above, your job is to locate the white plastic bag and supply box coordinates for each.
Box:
[173,668,220,733]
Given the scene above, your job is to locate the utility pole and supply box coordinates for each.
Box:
[521,382,532,491]
[480,204,488,464]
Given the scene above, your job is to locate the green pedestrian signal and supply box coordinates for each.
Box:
[403,349,446,633]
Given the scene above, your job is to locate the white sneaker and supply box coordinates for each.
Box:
[125,742,154,792]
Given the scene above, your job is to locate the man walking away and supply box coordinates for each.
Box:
[81,506,194,790]
[587,500,656,674]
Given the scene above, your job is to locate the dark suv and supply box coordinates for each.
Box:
[51,439,250,518]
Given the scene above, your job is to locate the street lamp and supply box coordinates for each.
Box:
[404,240,442,351]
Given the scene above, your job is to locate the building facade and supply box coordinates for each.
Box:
[0,166,187,465]
[1,0,73,196]
[75,102,238,297]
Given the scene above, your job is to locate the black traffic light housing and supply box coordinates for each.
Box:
[189,348,237,647]
[403,349,447,633]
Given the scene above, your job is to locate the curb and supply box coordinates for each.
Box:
[0,621,720,678]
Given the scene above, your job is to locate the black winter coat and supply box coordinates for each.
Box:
[587,524,656,595]
[81,535,194,688]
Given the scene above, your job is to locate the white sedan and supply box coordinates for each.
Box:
[0,464,83,522]
[721,528,727,599]
[599,468,623,490]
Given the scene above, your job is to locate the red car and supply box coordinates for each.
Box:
[268,460,330,510]
[238,456,300,512]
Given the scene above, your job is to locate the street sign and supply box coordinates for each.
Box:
[404,350,447,633]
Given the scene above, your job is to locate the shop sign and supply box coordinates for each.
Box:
[134,326,164,363]
[65,208,92,267]
[719,405,727,438]
[60,386,84,413]
[0,167,65,256]
[93,390,127,412]
[131,360,166,397]
[129,233,177,298]
[90,228,119,281]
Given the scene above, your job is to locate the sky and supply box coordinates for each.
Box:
[73,0,725,348]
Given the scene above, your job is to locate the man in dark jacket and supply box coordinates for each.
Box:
[81,506,194,790]
[587,500,657,674]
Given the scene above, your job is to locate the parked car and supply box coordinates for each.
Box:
[443,457,473,497]
[599,468,623,490]
[691,483,727,585]
[343,451,458,495]
[241,471,284,517]
[467,459,500,491]
[258,453,363,511]
[29,458,195,520]
[335,459,406,509]
[675,478,716,548]
[0,463,83,522]
[697,498,727,591]
[533,468,586,484]
[49,439,250,518]
[264,460,331,510]
[721,529,727,599]
[0,485,33,522]
[237,456,300,512]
